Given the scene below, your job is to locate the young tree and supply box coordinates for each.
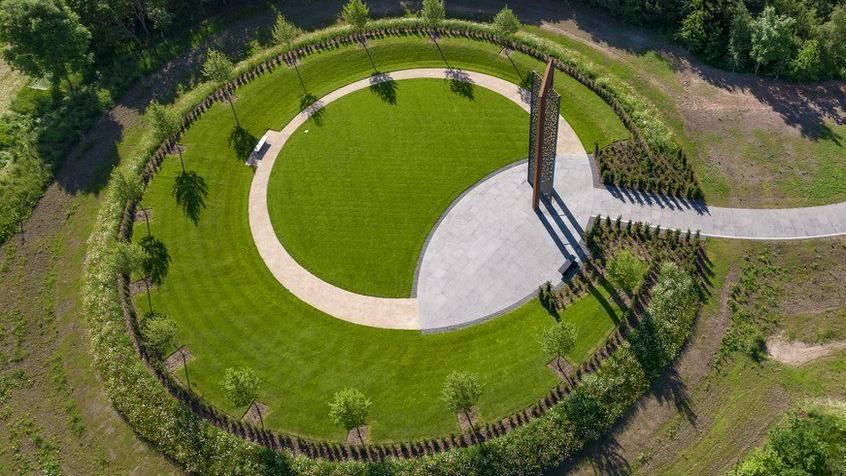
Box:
[441,371,482,430]
[342,0,374,70]
[272,14,307,92]
[606,249,645,294]
[328,388,372,443]
[202,49,240,127]
[342,0,370,32]
[421,0,446,32]
[141,311,177,359]
[750,6,797,76]
[541,320,577,375]
[728,0,754,70]
[0,0,91,91]
[492,6,521,41]
[146,100,180,144]
[222,367,263,427]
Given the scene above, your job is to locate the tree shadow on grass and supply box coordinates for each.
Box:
[369,73,398,105]
[139,235,171,285]
[445,69,474,100]
[172,171,208,226]
[228,126,258,163]
[300,93,326,125]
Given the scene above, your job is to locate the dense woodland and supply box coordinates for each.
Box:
[584,0,846,80]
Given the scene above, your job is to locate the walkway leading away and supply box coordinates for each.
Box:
[249,68,846,332]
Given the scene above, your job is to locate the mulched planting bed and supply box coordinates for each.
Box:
[596,139,702,199]
[456,406,481,433]
[164,346,192,372]
[346,425,369,445]
[242,401,270,427]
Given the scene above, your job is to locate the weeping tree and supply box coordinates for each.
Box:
[222,367,263,428]
[272,14,306,93]
[329,388,372,443]
[441,371,482,432]
[146,100,184,171]
[342,0,375,71]
[203,49,239,126]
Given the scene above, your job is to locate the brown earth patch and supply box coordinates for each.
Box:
[456,406,480,433]
[129,277,154,297]
[163,346,193,372]
[242,401,270,427]
[547,355,575,382]
[134,208,153,223]
[766,335,846,366]
[346,425,369,445]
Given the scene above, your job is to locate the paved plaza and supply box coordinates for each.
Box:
[249,68,846,331]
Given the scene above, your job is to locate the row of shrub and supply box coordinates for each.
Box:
[596,139,703,199]
[85,18,702,473]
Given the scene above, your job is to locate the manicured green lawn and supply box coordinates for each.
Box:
[135,36,627,442]
[269,79,527,297]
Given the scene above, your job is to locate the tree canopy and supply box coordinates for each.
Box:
[342,0,370,31]
[421,0,446,28]
[222,367,260,408]
[272,14,301,48]
[441,371,482,414]
[492,6,521,39]
[328,388,372,432]
[0,0,91,86]
[542,320,578,361]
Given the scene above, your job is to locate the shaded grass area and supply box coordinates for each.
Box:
[268,79,527,296]
[134,36,628,441]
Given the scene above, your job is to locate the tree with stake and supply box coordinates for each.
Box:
[329,388,372,443]
[0,0,91,92]
[421,0,446,37]
[541,320,578,378]
[342,0,375,71]
[222,367,263,428]
[272,14,306,93]
[441,371,482,432]
[203,49,240,127]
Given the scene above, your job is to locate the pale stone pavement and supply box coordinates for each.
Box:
[249,68,846,331]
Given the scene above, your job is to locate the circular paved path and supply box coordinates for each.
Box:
[249,68,846,332]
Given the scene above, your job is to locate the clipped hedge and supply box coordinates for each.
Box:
[84,18,703,474]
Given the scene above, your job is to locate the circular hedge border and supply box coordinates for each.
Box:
[85,18,702,474]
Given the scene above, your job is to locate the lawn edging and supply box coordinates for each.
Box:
[84,18,706,473]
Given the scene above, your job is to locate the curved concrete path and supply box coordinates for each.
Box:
[248,68,582,330]
[250,68,846,332]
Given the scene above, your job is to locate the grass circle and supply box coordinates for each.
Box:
[267,78,528,297]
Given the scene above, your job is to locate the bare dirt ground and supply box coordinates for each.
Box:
[767,336,846,366]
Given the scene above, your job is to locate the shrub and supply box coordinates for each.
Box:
[606,249,646,293]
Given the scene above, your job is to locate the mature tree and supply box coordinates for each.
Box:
[421,0,446,31]
[0,0,91,90]
[606,249,644,294]
[202,49,240,126]
[147,100,180,144]
[222,367,263,426]
[441,371,482,430]
[141,311,177,359]
[750,6,797,76]
[328,388,372,442]
[542,320,578,374]
[492,6,521,41]
[728,0,754,70]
